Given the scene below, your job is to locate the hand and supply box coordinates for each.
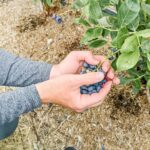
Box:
[50,51,119,85]
[36,72,112,112]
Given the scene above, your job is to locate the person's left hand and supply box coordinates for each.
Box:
[50,51,119,85]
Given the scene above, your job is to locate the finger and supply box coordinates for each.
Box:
[94,55,106,63]
[77,51,99,65]
[77,66,83,74]
[106,68,115,80]
[75,72,104,86]
[80,81,112,108]
[113,77,120,85]
[101,60,111,73]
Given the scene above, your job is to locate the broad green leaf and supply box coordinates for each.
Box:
[102,29,110,37]
[142,3,150,16]
[72,0,89,9]
[46,0,52,6]
[82,4,90,18]
[128,68,142,77]
[132,79,141,94]
[125,0,140,11]
[147,53,150,62]
[116,27,129,49]
[118,1,140,27]
[120,77,134,85]
[128,16,140,31]
[117,49,140,71]
[97,17,111,27]
[74,18,90,27]
[147,79,150,88]
[81,27,102,44]
[141,38,150,53]
[110,0,119,5]
[111,59,117,70]
[88,39,107,48]
[146,0,150,4]
[120,35,139,53]
[147,60,150,71]
[89,0,102,20]
[137,29,150,38]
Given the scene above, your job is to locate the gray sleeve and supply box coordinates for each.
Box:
[0,85,41,124]
[0,49,52,87]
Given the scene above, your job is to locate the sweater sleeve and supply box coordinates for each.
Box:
[0,85,41,124]
[0,49,52,87]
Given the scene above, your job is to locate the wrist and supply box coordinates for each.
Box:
[49,64,61,79]
[35,81,53,104]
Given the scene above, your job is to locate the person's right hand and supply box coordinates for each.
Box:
[36,71,112,112]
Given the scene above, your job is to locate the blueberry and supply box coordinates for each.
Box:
[101,144,105,150]
[87,85,95,92]
[96,85,102,92]
[55,15,62,24]
[89,64,96,70]
[102,79,107,84]
[65,147,76,150]
[108,56,114,60]
[80,89,88,94]
[99,68,105,74]
[83,62,89,68]
[80,70,86,74]
[80,86,88,90]
[92,90,97,93]
[110,47,117,52]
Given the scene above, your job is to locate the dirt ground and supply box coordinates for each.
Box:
[0,0,150,150]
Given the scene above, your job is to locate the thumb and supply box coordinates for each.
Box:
[75,72,104,86]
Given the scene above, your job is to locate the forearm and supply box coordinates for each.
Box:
[0,85,41,124]
[0,49,52,87]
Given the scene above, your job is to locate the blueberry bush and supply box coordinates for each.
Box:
[73,0,150,94]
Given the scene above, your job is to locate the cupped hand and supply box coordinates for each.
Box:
[50,51,119,85]
[36,72,112,112]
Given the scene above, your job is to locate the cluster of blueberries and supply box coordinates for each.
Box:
[80,62,107,95]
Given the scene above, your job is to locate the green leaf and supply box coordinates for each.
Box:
[89,0,102,20]
[120,35,139,53]
[46,0,52,6]
[137,29,150,38]
[147,79,150,88]
[81,27,102,44]
[117,49,140,71]
[141,38,150,53]
[128,16,140,31]
[132,79,141,94]
[125,0,140,11]
[88,39,107,48]
[97,17,111,27]
[147,60,150,71]
[120,77,134,85]
[142,3,150,16]
[116,27,129,49]
[74,18,90,27]
[111,59,117,70]
[72,0,89,9]
[117,1,140,27]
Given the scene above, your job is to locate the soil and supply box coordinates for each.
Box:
[0,0,150,150]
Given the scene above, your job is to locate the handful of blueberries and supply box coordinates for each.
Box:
[80,62,107,95]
